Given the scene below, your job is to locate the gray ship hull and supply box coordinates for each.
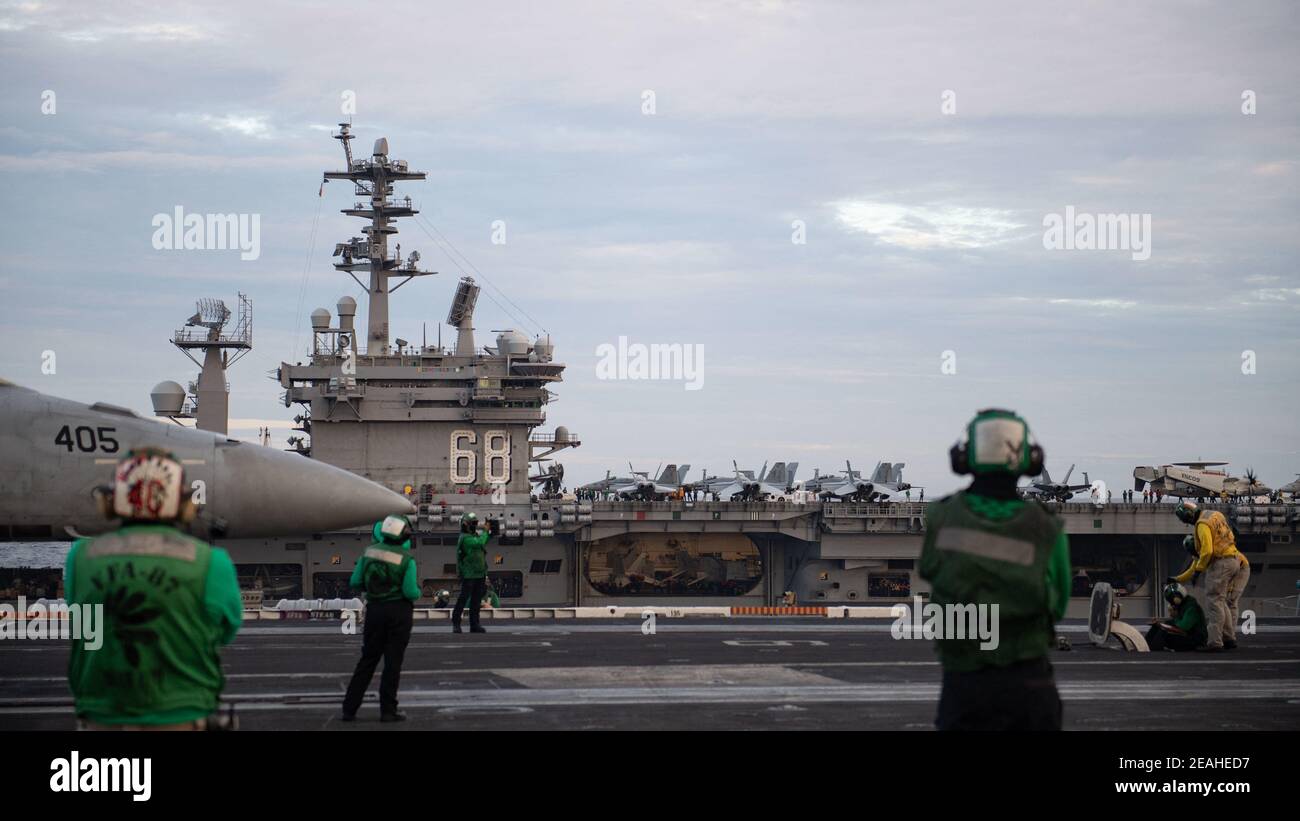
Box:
[216,500,1299,621]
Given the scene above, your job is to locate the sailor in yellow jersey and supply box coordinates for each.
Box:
[1170,500,1250,651]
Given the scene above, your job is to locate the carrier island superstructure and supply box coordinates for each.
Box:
[214,125,1298,619]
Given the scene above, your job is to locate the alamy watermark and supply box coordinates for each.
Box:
[151,206,261,261]
[1043,206,1151,261]
[0,598,103,649]
[50,751,151,802]
[595,336,704,391]
[890,596,1000,650]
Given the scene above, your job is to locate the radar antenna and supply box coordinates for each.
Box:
[447,277,481,356]
[155,293,253,434]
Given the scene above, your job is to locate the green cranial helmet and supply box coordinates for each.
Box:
[1163,581,1188,606]
[950,408,1043,477]
[1175,500,1200,525]
[377,514,412,545]
[460,511,478,525]
[1182,534,1198,557]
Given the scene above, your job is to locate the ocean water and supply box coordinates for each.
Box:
[0,542,70,569]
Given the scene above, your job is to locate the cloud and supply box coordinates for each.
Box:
[0,149,332,172]
[832,201,1027,249]
[200,115,274,140]
[58,22,211,42]
[1045,298,1138,310]
[1248,288,1300,302]
[1253,161,1295,177]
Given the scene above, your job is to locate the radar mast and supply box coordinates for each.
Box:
[323,123,437,354]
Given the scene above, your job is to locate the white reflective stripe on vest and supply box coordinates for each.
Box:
[86,532,198,562]
[364,547,406,566]
[934,527,1035,566]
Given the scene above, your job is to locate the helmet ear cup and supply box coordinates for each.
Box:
[92,485,115,519]
[177,489,198,525]
[1026,444,1045,478]
[949,442,969,475]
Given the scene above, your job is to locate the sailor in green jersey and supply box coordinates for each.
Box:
[1146,581,1208,652]
[920,409,1071,731]
[342,515,419,722]
[66,449,242,730]
[452,511,491,634]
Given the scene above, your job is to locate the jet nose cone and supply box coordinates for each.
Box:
[205,442,415,538]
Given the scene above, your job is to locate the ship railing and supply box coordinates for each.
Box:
[349,199,415,211]
[588,500,817,513]
[172,327,251,347]
[823,502,928,518]
[529,431,579,443]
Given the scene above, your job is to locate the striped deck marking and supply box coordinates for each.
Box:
[731,606,828,616]
[1,656,1295,685]
[4,678,1299,714]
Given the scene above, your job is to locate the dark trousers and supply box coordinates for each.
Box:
[342,598,414,716]
[936,657,1063,731]
[452,577,485,628]
[1146,623,1201,651]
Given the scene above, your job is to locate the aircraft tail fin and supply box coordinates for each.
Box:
[1133,466,1158,491]
[764,461,798,487]
[1062,464,1075,484]
[871,461,891,484]
[890,463,904,484]
[765,462,787,487]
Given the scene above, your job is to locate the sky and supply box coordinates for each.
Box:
[1,0,1297,497]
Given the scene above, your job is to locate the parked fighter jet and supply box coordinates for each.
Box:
[690,461,796,500]
[863,462,913,500]
[1278,475,1300,501]
[724,460,799,501]
[0,380,415,541]
[690,466,742,497]
[1133,462,1270,500]
[1021,464,1091,502]
[578,470,617,494]
[806,460,903,502]
[528,461,565,496]
[607,463,690,501]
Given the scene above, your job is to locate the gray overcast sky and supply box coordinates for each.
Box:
[1,0,1297,496]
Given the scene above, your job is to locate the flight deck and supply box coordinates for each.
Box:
[3,618,1297,731]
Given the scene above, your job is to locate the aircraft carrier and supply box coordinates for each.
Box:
[159,124,1293,625]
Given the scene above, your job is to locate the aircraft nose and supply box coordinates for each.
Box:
[205,441,415,537]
